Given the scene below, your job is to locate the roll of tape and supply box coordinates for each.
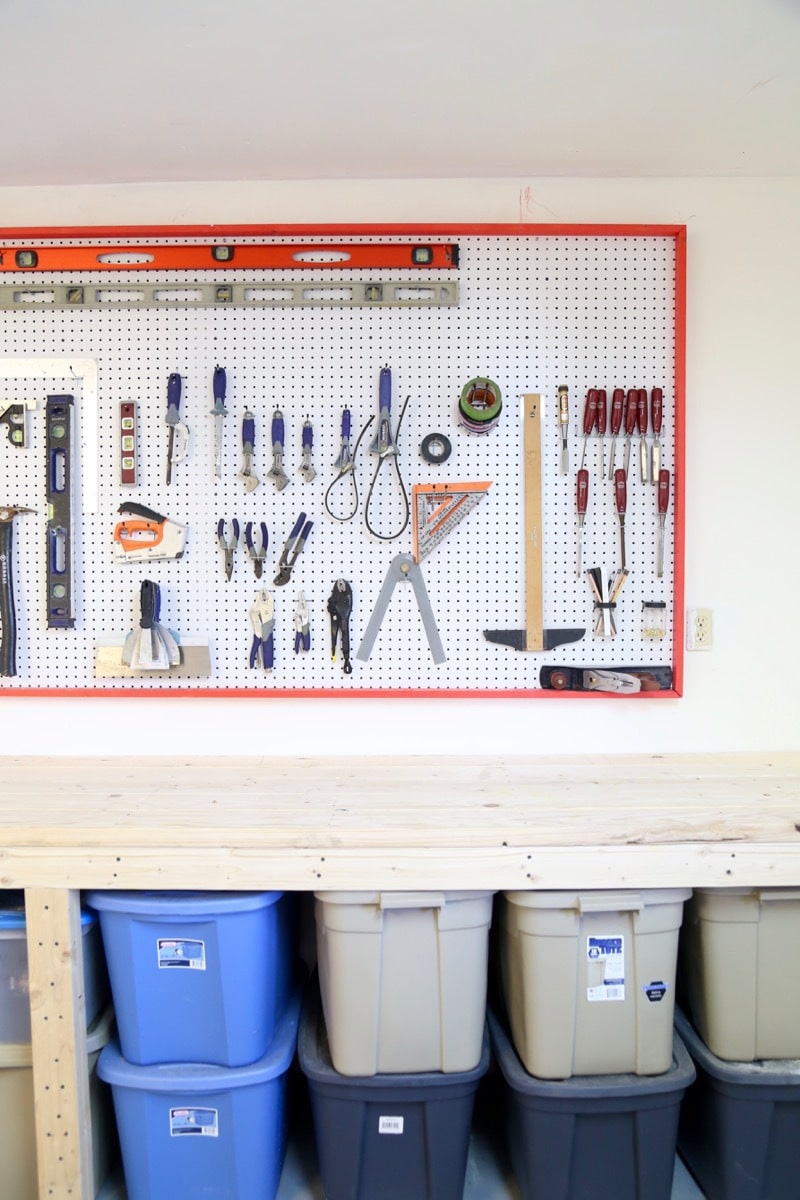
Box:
[420,432,452,464]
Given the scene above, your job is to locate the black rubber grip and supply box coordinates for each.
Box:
[0,520,17,677]
[139,580,158,631]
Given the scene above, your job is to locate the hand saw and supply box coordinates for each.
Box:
[113,502,186,561]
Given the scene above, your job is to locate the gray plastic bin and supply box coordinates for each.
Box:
[488,1004,695,1200]
[676,1006,800,1200]
[299,986,489,1200]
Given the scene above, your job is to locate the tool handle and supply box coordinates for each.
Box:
[213,365,226,403]
[614,468,627,514]
[610,388,625,435]
[217,518,225,541]
[302,420,313,449]
[288,511,307,542]
[118,501,166,523]
[651,387,663,435]
[657,468,670,514]
[595,389,607,436]
[583,388,598,435]
[637,389,648,435]
[272,410,285,447]
[576,468,589,515]
[139,579,158,631]
[0,519,17,677]
[341,408,351,439]
[242,412,255,448]
[379,366,392,413]
[166,372,182,421]
[625,389,639,435]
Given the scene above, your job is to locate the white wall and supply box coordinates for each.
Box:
[0,176,798,755]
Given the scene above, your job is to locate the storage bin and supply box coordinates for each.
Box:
[0,1004,117,1200]
[488,1004,695,1200]
[85,889,295,1066]
[498,887,691,1078]
[314,889,493,1075]
[679,886,800,1061]
[0,902,107,1041]
[299,985,489,1200]
[676,1006,800,1200]
[98,987,301,1200]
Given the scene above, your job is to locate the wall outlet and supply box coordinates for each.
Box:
[686,608,713,651]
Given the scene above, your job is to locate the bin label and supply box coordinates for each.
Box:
[170,1107,219,1137]
[157,938,206,970]
[378,1115,404,1135]
[642,980,668,1002]
[586,934,625,1002]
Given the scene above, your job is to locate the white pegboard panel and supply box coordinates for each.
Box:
[0,230,680,695]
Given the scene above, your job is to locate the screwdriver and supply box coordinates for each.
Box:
[607,388,625,480]
[576,467,588,576]
[623,388,638,476]
[614,467,627,568]
[650,388,663,484]
[637,388,649,483]
[595,389,607,478]
[557,385,569,474]
[580,389,599,470]
[656,468,670,576]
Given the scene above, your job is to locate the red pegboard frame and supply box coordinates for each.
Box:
[0,221,686,700]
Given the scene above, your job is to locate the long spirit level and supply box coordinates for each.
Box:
[45,395,75,629]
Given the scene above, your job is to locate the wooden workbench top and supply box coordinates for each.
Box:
[2,752,799,890]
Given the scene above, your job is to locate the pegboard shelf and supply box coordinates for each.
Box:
[0,223,685,698]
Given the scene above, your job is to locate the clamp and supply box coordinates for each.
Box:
[327,578,353,674]
[356,552,445,665]
[249,591,274,670]
[245,521,268,579]
[217,518,239,581]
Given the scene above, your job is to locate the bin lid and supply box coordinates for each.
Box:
[0,1003,115,1068]
[85,889,283,916]
[97,989,301,1091]
[675,1007,800,1085]
[313,890,494,907]
[0,907,96,931]
[502,888,691,911]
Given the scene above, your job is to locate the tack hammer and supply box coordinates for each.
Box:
[0,505,34,677]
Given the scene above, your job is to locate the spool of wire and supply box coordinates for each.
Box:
[457,377,502,434]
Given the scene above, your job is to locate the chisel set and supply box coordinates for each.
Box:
[0,226,683,695]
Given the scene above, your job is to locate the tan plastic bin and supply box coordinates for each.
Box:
[498,888,691,1079]
[680,886,800,1061]
[314,890,494,1075]
[0,1004,117,1199]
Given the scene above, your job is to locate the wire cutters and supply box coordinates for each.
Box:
[294,591,310,653]
[249,591,274,669]
[217,518,239,581]
[244,521,268,579]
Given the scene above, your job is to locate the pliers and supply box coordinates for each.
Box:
[217,518,239,581]
[245,521,268,579]
[249,591,274,669]
[274,512,313,587]
[294,591,310,653]
[327,578,353,674]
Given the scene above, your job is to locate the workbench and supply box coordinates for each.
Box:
[3,752,799,1199]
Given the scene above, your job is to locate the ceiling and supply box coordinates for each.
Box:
[2,0,799,187]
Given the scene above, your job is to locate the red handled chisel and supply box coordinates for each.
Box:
[607,388,624,479]
[614,468,627,569]
[650,388,663,484]
[657,468,670,576]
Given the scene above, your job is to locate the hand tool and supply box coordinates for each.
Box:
[122,579,181,671]
[0,504,34,677]
[249,591,274,669]
[244,521,268,578]
[45,395,75,629]
[623,388,638,476]
[456,377,503,434]
[579,388,599,470]
[165,372,189,485]
[327,578,353,674]
[210,366,228,478]
[217,519,239,581]
[614,468,627,568]
[411,481,492,562]
[294,591,310,653]
[595,388,607,478]
[656,468,670,577]
[0,400,35,449]
[266,410,289,491]
[356,552,446,664]
[576,468,588,576]
[120,402,137,485]
[637,388,649,483]
[650,388,663,484]
[273,512,313,586]
[540,665,673,692]
[607,388,624,479]
[114,502,187,561]
[365,366,410,540]
[587,566,628,638]
[237,410,259,491]
[484,395,585,652]
[557,385,569,474]
[324,408,374,522]
[297,418,316,483]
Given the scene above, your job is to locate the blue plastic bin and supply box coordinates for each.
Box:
[85,890,295,1066]
[98,987,301,1200]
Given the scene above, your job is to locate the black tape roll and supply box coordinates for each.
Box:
[420,432,452,464]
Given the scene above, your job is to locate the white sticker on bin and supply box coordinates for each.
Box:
[586,934,625,1002]
[170,1107,219,1137]
[157,938,206,970]
[378,1116,404,1135]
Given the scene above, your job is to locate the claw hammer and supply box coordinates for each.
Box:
[0,505,34,677]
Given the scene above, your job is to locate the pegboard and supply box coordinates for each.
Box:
[0,224,685,697]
